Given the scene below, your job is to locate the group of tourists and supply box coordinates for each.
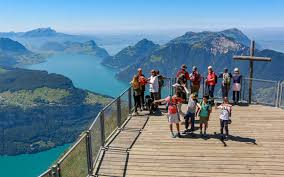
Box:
[130,64,242,140]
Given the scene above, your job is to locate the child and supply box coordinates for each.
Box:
[154,91,184,138]
[197,95,212,136]
[182,84,198,134]
[183,93,198,134]
[216,97,232,141]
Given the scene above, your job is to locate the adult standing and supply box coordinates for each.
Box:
[156,70,165,100]
[176,64,190,101]
[232,68,242,105]
[190,66,202,96]
[176,64,190,87]
[219,68,232,98]
[205,66,217,104]
[137,68,147,109]
[149,70,159,110]
[130,75,141,115]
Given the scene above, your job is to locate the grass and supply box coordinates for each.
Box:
[150,55,162,62]
[84,92,111,106]
[0,87,70,108]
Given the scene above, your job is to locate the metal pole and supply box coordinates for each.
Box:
[275,81,281,107]
[99,111,105,146]
[248,40,255,104]
[128,88,132,114]
[86,131,93,175]
[51,165,57,177]
[117,97,122,127]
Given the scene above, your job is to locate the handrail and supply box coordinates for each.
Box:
[39,77,284,177]
[57,133,87,164]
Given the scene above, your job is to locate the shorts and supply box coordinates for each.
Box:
[199,116,209,124]
[168,113,180,124]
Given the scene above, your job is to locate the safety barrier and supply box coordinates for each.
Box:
[38,77,283,177]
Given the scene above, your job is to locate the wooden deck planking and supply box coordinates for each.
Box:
[94,105,284,177]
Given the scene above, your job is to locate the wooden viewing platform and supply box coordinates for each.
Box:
[93,104,284,177]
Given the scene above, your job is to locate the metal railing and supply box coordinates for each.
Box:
[39,87,134,177]
[39,77,284,177]
[279,81,284,108]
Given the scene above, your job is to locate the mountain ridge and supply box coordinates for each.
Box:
[114,28,284,82]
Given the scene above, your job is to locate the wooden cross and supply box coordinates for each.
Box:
[233,40,272,104]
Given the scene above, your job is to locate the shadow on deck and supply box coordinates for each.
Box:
[92,105,284,177]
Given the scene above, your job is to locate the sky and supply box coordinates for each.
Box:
[0,0,284,34]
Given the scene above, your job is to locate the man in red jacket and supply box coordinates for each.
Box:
[205,66,217,103]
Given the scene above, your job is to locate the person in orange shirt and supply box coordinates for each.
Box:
[137,68,147,109]
[205,66,217,103]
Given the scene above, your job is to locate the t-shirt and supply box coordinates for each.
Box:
[190,72,201,85]
[232,74,242,83]
[165,96,183,114]
[187,97,197,113]
[199,101,212,117]
[207,72,216,86]
[149,76,159,93]
[218,104,232,120]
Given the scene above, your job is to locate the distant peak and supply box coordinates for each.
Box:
[135,38,156,47]
[222,28,242,33]
[23,27,57,37]
[84,40,97,46]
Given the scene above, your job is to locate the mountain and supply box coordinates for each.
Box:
[116,29,284,82]
[0,38,45,67]
[22,27,66,37]
[0,28,93,51]
[0,66,111,155]
[102,39,159,68]
[0,38,28,54]
[40,40,109,58]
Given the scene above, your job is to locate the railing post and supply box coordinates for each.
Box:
[243,78,246,102]
[99,111,105,146]
[275,81,281,107]
[128,88,132,114]
[202,76,205,97]
[86,131,93,175]
[51,164,59,177]
[117,97,122,127]
[280,82,283,108]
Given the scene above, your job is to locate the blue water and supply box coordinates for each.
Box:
[27,54,128,97]
[0,144,69,177]
[0,54,128,177]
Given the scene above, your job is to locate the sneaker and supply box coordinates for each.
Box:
[171,132,176,138]
[176,133,181,138]
[200,131,203,135]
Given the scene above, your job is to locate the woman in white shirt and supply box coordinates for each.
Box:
[149,70,159,111]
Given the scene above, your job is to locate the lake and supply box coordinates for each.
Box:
[0,54,128,177]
